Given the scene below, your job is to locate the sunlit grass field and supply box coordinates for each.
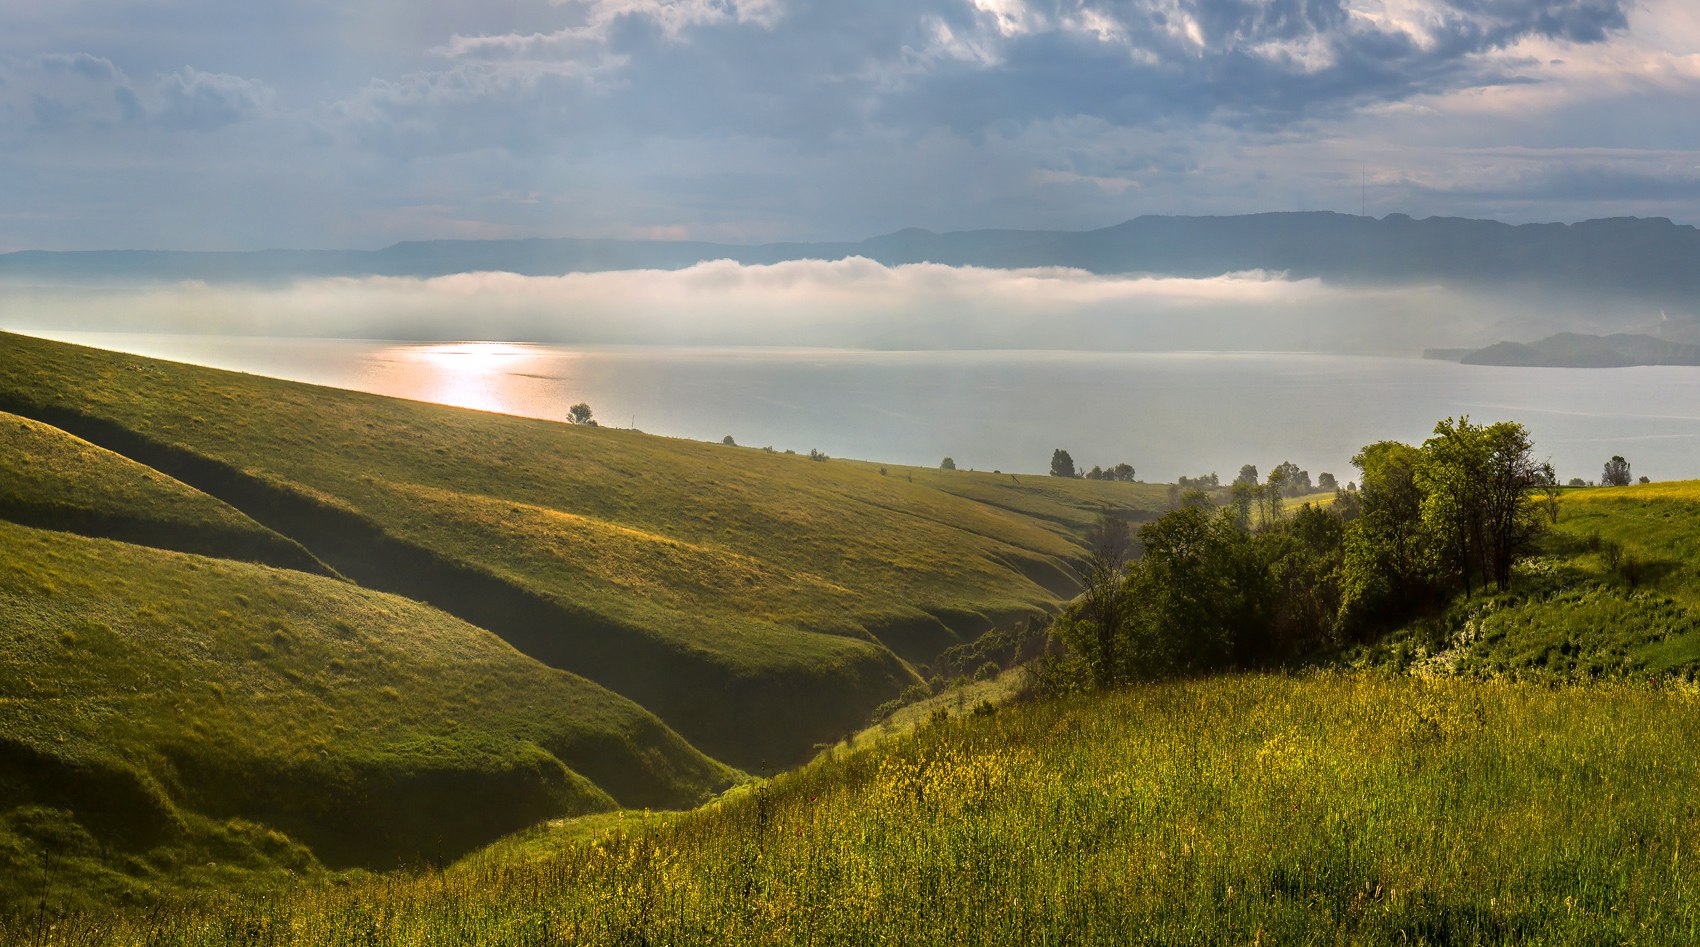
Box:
[19,673,1697,945]
[0,331,1168,766]
[1357,480,1700,679]
[0,520,734,911]
[0,411,319,571]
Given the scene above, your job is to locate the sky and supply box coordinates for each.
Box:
[4,0,1700,251]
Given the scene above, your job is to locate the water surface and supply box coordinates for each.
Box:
[21,331,1700,484]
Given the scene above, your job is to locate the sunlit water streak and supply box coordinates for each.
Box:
[19,330,1700,483]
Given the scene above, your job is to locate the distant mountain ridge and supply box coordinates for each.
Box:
[5,212,1699,309]
[1444,332,1700,367]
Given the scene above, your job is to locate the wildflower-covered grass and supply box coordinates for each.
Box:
[18,674,1698,945]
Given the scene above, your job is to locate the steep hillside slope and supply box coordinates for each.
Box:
[0,331,1161,768]
[0,520,734,910]
[0,410,324,572]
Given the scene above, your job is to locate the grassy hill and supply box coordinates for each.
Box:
[5,327,1699,938]
[0,330,1181,909]
[0,331,1167,768]
[0,411,324,573]
[23,673,1698,944]
[0,519,735,912]
[1354,481,1700,679]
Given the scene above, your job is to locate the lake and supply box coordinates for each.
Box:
[19,330,1700,484]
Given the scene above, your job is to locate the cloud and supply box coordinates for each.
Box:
[0,0,1691,250]
[0,54,272,133]
[9,53,141,130]
[0,257,1641,354]
[154,67,274,131]
[362,0,1635,153]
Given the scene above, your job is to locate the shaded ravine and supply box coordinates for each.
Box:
[0,396,914,772]
[0,499,333,577]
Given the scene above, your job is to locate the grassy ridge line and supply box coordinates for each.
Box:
[0,331,1164,767]
[0,411,330,575]
[0,519,735,907]
[28,673,1700,944]
[0,375,912,770]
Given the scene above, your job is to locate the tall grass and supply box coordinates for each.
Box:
[17,673,1697,945]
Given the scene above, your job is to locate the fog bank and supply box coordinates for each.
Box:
[3,258,1646,354]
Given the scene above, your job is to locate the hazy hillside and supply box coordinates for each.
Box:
[6,214,1698,311]
[1453,332,1700,367]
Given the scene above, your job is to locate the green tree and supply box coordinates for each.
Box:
[1052,512,1136,686]
[1417,417,1547,593]
[1262,468,1287,525]
[1085,511,1133,565]
[1050,449,1077,478]
[1338,440,1431,633]
[567,402,594,425]
[1229,481,1257,532]
[940,457,956,471]
[1602,455,1632,487]
[1263,503,1347,655]
[1270,460,1312,497]
[1476,421,1549,589]
[1134,506,1268,670]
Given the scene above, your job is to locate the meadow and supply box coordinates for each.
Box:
[12,673,1696,945]
[7,330,1700,941]
[0,411,321,573]
[1354,480,1700,680]
[0,331,1183,909]
[0,519,736,912]
[0,331,1169,769]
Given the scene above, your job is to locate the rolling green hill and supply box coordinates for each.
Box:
[5,328,1700,938]
[24,673,1699,944]
[0,331,1165,769]
[0,330,1177,909]
[0,519,735,911]
[0,411,325,573]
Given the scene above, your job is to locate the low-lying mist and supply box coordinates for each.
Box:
[1,258,1647,354]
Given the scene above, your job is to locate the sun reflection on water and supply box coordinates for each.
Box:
[377,341,548,415]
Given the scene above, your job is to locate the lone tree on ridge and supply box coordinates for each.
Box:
[1602,455,1632,487]
[1050,449,1077,479]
